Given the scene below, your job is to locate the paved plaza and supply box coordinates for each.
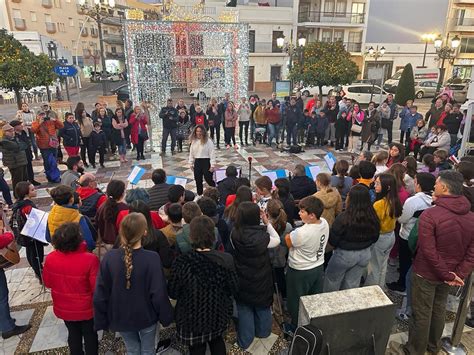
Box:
[0,136,472,354]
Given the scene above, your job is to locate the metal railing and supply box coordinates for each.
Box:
[451,17,474,27]
[298,11,365,24]
[45,22,56,33]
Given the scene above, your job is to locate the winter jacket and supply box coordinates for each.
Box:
[206,105,221,126]
[31,119,64,150]
[315,116,328,135]
[424,130,451,153]
[148,183,172,211]
[95,114,113,138]
[253,106,267,125]
[95,201,128,245]
[265,108,280,125]
[231,225,273,307]
[94,248,174,332]
[398,192,432,240]
[159,106,179,129]
[111,117,129,146]
[444,112,463,135]
[175,224,219,255]
[89,129,107,150]
[410,126,428,141]
[142,229,174,269]
[286,105,302,127]
[329,212,379,250]
[59,121,81,147]
[399,108,422,132]
[224,110,238,128]
[237,103,251,122]
[43,242,99,321]
[129,113,148,145]
[314,188,342,226]
[0,137,28,169]
[218,176,238,205]
[46,204,96,250]
[414,195,474,282]
[425,105,444,128]
[290,175,317,200]
[323,105,338,124]
[76,186,107,221]
[348,110,365,137]
[268,223,292,268]
[168,251,238,345]
[361,109,379,143]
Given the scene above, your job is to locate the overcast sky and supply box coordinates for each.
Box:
[366,0,449,43]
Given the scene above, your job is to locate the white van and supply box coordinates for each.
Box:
[383,68,440,93]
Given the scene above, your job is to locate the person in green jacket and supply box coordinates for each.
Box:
[0,124,28,194]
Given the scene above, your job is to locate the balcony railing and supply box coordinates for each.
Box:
[42,0,52,8]
[103,33,123,44]
[344,41,362,52]
[298,11,365,24]
[106,51,124,59]
[451,17,474,27]
[45,22,56,33]
[14,18,26,30]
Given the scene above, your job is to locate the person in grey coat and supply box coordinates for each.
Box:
[0,124,28,194]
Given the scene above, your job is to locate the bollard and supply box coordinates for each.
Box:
[442,272,473,355]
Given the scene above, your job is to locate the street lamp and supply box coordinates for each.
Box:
[276,32,306,73]
[434,34,461,94]
[421,33,437,68]
[366,45,386,102]
[78,0,116,95]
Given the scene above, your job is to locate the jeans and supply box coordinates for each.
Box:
[0,176,13,205]
[209,124,221,147]
[161,127,177,152]
[64,319,98,355]
[366,231,395,287]
[267,123,279,145]
[377,133,384,146]
[40,148,59,182]
[250,119,256,143]
[0,269,14,333]
[324,247,371,292]
[236,303,272,349]
[404,273,450,354]
[224,127,236,146]
[325,122,336,143]
[286,125,298,146]
[189,336,226,355]
[395,237,411,289]
[239,121,249,145]
[193,158,215,195]
[118,138,127,156]
[120,323,157,355]
[450,133,458,147]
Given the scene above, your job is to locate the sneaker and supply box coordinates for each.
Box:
[226,145,230,149]
[2,324,31,339]
[234,144,239,149]
[386,282,406,295]
[156,338,172,353]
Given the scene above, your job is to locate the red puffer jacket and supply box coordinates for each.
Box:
[414,195,474,282]
[43,242,99,321]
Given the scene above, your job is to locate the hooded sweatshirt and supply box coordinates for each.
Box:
[414,194,474,282]
[314,188,342,226]
[398,192,432,240]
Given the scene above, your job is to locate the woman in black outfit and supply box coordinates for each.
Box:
[169,215,238,355]
[206,98,222,149]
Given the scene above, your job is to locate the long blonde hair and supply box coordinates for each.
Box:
[119,212,147,290]
[189,124,208,144]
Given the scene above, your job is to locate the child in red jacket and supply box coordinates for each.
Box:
[43,222,99,354]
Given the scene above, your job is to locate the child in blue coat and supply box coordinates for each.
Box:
[315,111,329,146]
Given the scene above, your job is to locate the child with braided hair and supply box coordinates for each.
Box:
[93,213,173,354]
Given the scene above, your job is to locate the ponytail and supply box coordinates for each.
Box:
[267,199,287,235]
[102,180,125,223]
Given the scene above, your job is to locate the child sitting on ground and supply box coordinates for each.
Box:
[159,203,183,248]
[285,196,329,329]
[419,154,439,177]
[371,150,389,176]
[433,149,451,171]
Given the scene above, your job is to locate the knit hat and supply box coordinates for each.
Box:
[2,124,14,131]
[9,120,22,127]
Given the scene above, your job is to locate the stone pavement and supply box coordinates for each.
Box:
[0,138,473,354]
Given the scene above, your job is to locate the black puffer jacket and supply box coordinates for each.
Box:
[231,225,273,307]
[217,176,238,205]
[0,137,27,169]
[290,175,317,200]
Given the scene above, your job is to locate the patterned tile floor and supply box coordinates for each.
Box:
[0,136,473,354]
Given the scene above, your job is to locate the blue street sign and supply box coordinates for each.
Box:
[53,65,78,77]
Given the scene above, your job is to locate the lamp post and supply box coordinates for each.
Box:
[47,41,59,102]
[421,33,436,68]
[366,45,385,102]
[434,34,461,95]
[276,31,306,77]
[78,0,116,95]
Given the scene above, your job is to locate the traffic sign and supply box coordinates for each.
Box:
[53,65,78,77]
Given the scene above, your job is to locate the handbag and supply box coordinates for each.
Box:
[0,240,20,269]
[40,124,59,148]
[351,124,362,134]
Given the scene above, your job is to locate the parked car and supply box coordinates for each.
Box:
[342,84,389,105]
[91,71,122,82]
[414,81,438,99]
[294,85,334,97]
[449,83,468,103]
[384,68,440,93]
[111,84,129,101]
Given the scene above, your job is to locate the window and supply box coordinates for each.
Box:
[53,0,61,8]
[30,11,37,21]
[272,31,283,53]
[333,30,344,42]
[45,14,52,22]
[348,31,362,43]
[270,66,281,81]
[322,30,332,42]
[324,0,334,13]
[72,40,77,49]
[249,30,255,53]
[111,46,117,53]
[459,37,474,53]
[335,0,346,14]
[12,9,21,18]
[69,17,74,26]
[347,86,361,93]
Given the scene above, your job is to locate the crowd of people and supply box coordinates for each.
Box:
[0,90,473,355]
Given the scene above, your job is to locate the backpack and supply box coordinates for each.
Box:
[289,324,323,355]
[289,145,302,154]
[10,203,31,247]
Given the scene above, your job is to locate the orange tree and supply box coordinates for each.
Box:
[0,29,55,108]
[289,41,359,101]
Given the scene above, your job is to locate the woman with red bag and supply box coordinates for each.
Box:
[129,106,149,161]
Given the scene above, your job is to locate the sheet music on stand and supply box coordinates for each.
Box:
[21,208,49,244]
